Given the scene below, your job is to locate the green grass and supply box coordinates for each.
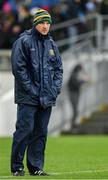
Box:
[0,135,108,179]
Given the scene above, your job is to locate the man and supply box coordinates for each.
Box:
[68,64,88,132]
[11,8,63,176]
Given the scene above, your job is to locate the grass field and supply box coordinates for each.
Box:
[0,135,108,179]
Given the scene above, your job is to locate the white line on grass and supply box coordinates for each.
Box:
[51,169,108,175]
[0,169,108,179]
[0,178,55,180]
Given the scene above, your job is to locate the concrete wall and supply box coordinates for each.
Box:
[0,52,108,136]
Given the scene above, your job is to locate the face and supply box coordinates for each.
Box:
[35,21,50,35]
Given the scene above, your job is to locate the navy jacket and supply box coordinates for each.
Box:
[11,28,63,108]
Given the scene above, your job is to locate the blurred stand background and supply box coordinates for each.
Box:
[1,0,108,136]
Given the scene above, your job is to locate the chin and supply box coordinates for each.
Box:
[41,31,48,35]
[42,33,48,35]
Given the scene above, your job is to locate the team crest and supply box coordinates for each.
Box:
[49,49,55,56]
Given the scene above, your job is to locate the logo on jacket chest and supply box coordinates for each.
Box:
[49,49,55,56]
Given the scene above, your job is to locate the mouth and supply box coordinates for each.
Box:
[43,29,47,32]
[43,30,48,33]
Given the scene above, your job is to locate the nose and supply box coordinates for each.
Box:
[43,22,48,28]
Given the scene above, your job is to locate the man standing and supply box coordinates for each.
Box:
[11,8,63,176]
[68,64,88,132]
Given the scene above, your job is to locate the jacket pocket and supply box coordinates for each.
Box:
[47,69,57,98]
[29,84,39,98]
[47,68,54,86]
[50,85,58,99]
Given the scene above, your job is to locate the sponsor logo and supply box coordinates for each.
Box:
[49,49,55,56]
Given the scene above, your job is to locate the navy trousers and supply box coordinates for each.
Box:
[11,104,52,173]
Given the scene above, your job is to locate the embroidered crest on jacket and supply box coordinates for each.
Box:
[49,49,55,56]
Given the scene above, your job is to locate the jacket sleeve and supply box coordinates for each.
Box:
[52,42,63,95]
[11,38,38,96]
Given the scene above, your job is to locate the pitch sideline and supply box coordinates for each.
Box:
[51,169,108,175]
[0,169,108,179]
